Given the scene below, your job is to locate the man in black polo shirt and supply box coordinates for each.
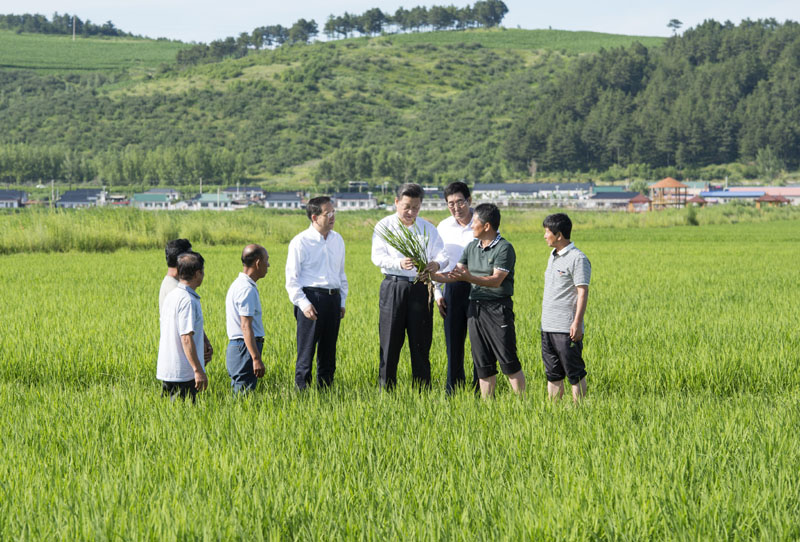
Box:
[444,203,526,398]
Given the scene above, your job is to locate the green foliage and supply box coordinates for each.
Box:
[0,12,132,37]
[1,215,800,538]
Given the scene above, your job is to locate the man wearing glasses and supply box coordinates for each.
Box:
[285,196,349,390]
[433,181,479,395]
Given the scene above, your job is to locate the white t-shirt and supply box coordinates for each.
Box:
[225,272,264,339]
[157,283,205,382]
[158,274,179,311]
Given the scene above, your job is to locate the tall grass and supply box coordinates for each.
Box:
[0,215,799,538]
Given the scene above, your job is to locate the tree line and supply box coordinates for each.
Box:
[504,19,800,174]
[176,1,508,66]
[0,13,131,38]
[0,143,243,186]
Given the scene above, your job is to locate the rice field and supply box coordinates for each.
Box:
[0,210,799,540]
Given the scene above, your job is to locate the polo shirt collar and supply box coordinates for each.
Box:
[238,272,257,287]
[481,232,503,250]
[178,282,200,299]
[553,242,575,257]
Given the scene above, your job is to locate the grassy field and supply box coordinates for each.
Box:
[0,29,189,72]
[0,210,799,539]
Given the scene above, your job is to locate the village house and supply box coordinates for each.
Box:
[264,192,304,209]
[223,186,265,201]
[145,188,181,201]
[333,192,378,210]
[132,193,170,210]
[0,190,28,208]
[473,182,594,206]
[586,191,641,210]
[193,192,234,210]
[56,189,106,208]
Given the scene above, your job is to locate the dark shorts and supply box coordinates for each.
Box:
[541,331,587,385]
[467,299,522,379]
[161,380,197,403]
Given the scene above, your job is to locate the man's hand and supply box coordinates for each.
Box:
[253,358,265,378]
[422,261,440,274]
[203,334,213,363]
[340,307,346,319]
[436,297,447,319]
[569,321,584,342]
[400,257,415,270]
[302,305,318,321]
[194,369,208,391]
[448,265,471,282]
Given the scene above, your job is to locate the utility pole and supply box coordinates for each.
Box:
[199,177,203,194]
[72,17,76,41]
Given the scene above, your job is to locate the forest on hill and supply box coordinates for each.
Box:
[0,18,798,188]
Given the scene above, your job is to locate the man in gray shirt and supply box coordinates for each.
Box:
[160,239,212,365]
[541,213,591,402]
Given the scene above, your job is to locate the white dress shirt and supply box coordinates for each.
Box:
[285,225,348,311]
[226,272,265,339]
[157,283,205,382]
[371,215,448,277]
[434,213,475,300]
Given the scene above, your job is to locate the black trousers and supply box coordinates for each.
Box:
[443,281,478,394]
[295,288,342,390]
[161,380,197,403]
[379,276,433,390]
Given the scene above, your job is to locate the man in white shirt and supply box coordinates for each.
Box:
[157,251,208,402]
[160,238,212,365]
[225,244,270,393]
[434,182,478,395]
[371,183,448,390]
[285,196,348,390]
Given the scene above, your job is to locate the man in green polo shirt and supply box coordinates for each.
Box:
[443,203,526,398]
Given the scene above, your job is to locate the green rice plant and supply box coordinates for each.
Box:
[375,216,435,302]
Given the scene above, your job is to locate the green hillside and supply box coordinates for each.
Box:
[0,30,190,73]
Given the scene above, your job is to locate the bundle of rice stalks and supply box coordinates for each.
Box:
[376,218,435,304]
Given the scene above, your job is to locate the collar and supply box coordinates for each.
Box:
[178,283,200,299]
[552,242,575,257]
[451,211,474,230]
[481,233,503,250]
[305,224,326,241]
[238,272,257,287]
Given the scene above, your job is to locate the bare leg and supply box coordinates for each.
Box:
[571,377,587,403]
[548,380,564,400]
[479,375,496,398]
[507,370,526,395]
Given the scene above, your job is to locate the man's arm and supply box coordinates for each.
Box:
[570,285,589,342]
[449,263,509,288]
[241,315,265,378]
[180,332,208,391]
[285,238,313,313]
[339,236,348,319]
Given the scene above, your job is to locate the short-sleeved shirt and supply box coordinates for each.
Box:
[225,272,264,340]
[458,234,515,301]
[157,283,205,382]
[541,242,591,333]
[158,274,179,311]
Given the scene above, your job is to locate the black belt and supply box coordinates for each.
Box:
[303,286,340,295]
[384,274,416,282]
[232,337,264,343]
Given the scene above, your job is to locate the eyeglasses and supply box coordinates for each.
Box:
[447,199,468,209]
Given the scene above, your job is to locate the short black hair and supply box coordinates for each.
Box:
[443,181,470,201]
[165,239,192,268]
[543,213,572,239]
[474,203,501,231]
[177,251,204,281]
[396,183,424,200]
[306,196,332,221]
[241,245,266,267]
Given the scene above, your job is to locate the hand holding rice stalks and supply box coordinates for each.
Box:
[376,218,436,304]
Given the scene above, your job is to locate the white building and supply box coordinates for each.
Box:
[333,192,378,210]
[264,192,304,209]
[0,190,27,208]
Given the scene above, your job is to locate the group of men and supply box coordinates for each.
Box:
[156,183,591,403]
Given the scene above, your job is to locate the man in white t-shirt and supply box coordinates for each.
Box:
[160,238,212,365]
[157,251,208,402]
[225,244,270,393]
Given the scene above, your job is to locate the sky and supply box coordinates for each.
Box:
[3,0,799,43]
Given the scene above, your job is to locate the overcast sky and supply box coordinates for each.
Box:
[4,0,799,43]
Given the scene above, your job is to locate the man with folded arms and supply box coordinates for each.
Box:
[225,244,269,393]
[157,251,209,402]
[286,196,348,390]
[371,183,448,390]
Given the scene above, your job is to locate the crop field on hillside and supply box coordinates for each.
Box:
[0,30,189,72]
[0,211,798,539]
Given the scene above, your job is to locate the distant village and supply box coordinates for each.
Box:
[1,179,798,211]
